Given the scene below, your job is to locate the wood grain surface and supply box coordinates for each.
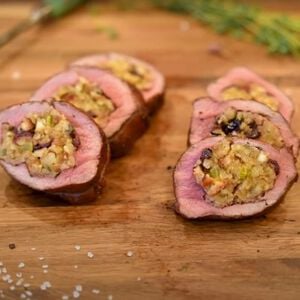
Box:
[0,1,300,299]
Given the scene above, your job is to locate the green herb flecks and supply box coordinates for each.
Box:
[95,24,120,40]
[151,0,300,56]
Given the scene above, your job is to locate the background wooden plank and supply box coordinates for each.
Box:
[0,1,299,299]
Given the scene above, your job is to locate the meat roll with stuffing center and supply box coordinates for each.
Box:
[207,67,294,122]
[71,52,166,113]
[174,137,297,220]
[189,98,299,157]
[0,101,109,204]
[30,67,148,158]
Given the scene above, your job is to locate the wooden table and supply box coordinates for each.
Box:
[0,1,299,299]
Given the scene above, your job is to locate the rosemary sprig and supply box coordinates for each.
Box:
[151,0,300,56]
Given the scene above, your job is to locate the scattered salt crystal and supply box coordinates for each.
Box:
[92,289,100,294]
[74,265,78,269]
[2,274,10,282]
[23,283,30,288]
[11,71,21,80]
[40,281,51,290]
[18,262,25,269]
[62,296,69,300]
[75,285,82,292]
[42,265,48,269]
[39,257,45,261]
[179,21,190,32]
[0,262,3,267]
[31,248,36,251]
[20,294,26,299]
[29,275,34,279]
[73,291,80,298]
[43,270,48,274]
[74,245,81,251]
[16,278,24,286]
[16,273,22,278]
[2,268,7,274]
[25,291,32,297]
[107,295,113,300]
[9,286,15,291]
[126,251,133,257]
[137,277,141,281]
[87,252,94,258]
[8,279,13,284]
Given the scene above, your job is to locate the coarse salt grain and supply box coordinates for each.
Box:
[62,296,69,300]
[42,265,48,269]
[9,286,15,291]
[107,295,113,300]
[75,285,82,292]
[2,274,10,281]
[43,270,48,274]
[31,248,36,251]
[87,252,94,258]
[39,257,45,261]
[29,275,34,279]
[18,262,25,269]
[2,274,10,282]
[74,265,78,269]
[16,278,24,286]
[16,273,22,278]
[0,262,3,267]
[20,293,26,299]
[92,289,100,294]
[1,268,7,274]
[137,277,141,281]
[74,245,81,251]
[40,281,51,290]
[8,279,13,284]
[126,251,133,257]
[25,291,32,297]
[23,283,30,288]
[73,291,80,298]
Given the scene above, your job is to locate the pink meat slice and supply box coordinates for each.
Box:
[189,98,299,157]
[174,137,297,220]
[207,67,294,122]
[71,52,166,109]
[30,67,143,139]
[0,101,106,192]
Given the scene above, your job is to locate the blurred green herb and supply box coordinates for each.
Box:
[95,24,119,40]
[87,3,102,16]
[151,0,300,56]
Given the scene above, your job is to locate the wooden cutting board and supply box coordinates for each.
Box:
[0,1,299,299]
